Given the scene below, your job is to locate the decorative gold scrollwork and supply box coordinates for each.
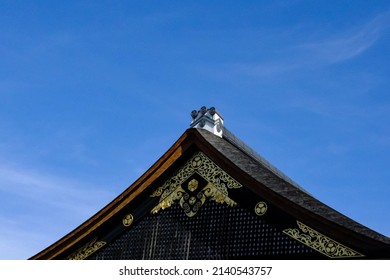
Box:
[283,221,364,258]
[203,182,237,207]
[254,201,267,216]
[66,238,107,260]
[151,152,241,217]
[151,185,186,214]
[179,184,207,217]
[123,214,134,227]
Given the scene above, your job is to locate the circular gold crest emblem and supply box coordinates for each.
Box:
[122,214,134,227]
[191,155,202,168]
[254,201,268,216]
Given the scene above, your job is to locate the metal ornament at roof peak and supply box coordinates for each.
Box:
[190,106,224,137]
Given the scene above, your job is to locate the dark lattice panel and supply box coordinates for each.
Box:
[88,202,318,259]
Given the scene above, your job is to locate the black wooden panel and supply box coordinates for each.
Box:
[88,201,320,259]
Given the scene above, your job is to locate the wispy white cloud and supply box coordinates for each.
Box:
[0,163,113,214]
[0,216,48,259]
[298,11,390,64]
[0,161,116,259]
[217,11,390,79]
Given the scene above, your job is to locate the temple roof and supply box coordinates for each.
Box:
[31,107,390,260]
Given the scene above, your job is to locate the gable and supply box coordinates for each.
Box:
[87,200,320,259]
[31,127,390,260]
[68,151,364,259]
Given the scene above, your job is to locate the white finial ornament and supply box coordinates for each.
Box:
[190,106,224,137]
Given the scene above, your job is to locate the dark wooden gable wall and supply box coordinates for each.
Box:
[31,128,390,260]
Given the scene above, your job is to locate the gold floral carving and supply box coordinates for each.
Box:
[67,238,107,260]
[188,178,199,192]
[283,221,364,258]
[151,152,241,217]
[151,185,186,214]
[203,182,237,206]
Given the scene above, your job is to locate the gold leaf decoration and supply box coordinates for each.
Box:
[188,178,199,192]
[122,214,134,227]
[203,182,237,207]
[152,152,241,198]
[283,221,364,258]
[151,152,241,217]
[151,186,186,214]
[179,186,207,217]
[254,201,268,216]
[67,238,107,260]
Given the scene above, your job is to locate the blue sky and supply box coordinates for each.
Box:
[1,1,389,259]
